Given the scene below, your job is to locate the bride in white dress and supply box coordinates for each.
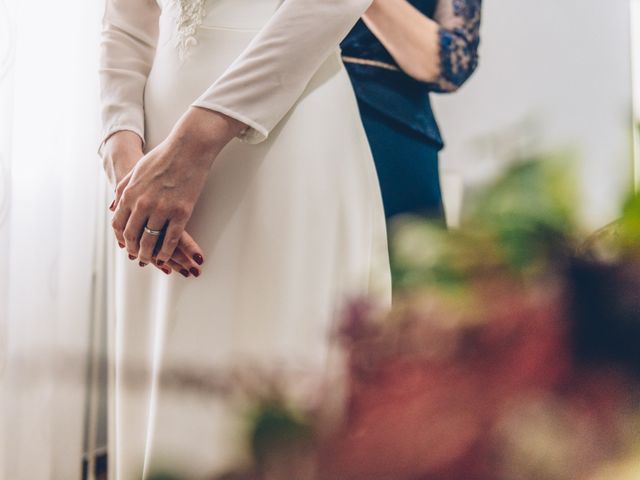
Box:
[99,0,390,478]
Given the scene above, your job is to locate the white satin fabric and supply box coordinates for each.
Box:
[99,0,390,478]
[99,0,378,148]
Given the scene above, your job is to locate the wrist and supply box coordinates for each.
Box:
[104,130,144,153]
[170,107,245,157]
[102,135,143,188]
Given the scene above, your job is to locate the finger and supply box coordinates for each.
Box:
[122,206,150,259]
[170,247,200,278]
[179,231,205,266]
[167,259,190,278]
[111,205,131,252]
[139,215,166,265]
[152,262,172,276]
[111,171,133,212]
[122,205,149,260]
[148,256,172,275]
[156,211,190,264]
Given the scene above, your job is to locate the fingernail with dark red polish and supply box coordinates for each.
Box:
[128,254,136,260]
[157,260,164,266]
[109,200,115,210]
[193,254,204,265]
[139,261,147,267]
[162,267,171,275]
[189,267,200,278]
[118,242,125,249]
[180,269,190,278]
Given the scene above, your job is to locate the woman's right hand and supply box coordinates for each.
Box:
[102,130,206,279]
[101,130,145,189]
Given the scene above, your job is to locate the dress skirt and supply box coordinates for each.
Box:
[108,2,391,479]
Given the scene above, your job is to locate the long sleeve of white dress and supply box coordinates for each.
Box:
[99,0,160,154]
[99,0,373,150]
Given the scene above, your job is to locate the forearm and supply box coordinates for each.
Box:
[167,107,246,170]
[362,0,440,83]
[102,130,145,188]
[104,130,143,151]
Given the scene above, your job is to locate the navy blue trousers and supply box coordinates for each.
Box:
[357,99,444,221]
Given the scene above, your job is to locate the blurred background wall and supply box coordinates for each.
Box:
[0,0,14,473]
[0,0,103,478]
[434,0,633,230]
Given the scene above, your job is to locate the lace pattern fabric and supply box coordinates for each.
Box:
[172,0,208,59]
[433,0,482,92]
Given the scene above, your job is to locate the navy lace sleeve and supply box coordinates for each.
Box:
[432,0,482,92]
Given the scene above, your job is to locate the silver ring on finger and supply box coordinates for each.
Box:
[144,225,163,236]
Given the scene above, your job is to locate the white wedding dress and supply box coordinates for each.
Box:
[99,0,390,478]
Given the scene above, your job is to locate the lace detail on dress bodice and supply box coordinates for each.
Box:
[172,0,208,59]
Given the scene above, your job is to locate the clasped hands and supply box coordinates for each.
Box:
[103,107,245,278]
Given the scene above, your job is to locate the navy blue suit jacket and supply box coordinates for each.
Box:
[341,0,481,150]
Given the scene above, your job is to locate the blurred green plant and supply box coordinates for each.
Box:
[391,153,579,291]
[248,399,315,466]
[614,192,640,255]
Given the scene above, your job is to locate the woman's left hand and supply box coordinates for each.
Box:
[110,107,245,266]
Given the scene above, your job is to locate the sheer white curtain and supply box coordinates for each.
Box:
[0,0,105,478]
